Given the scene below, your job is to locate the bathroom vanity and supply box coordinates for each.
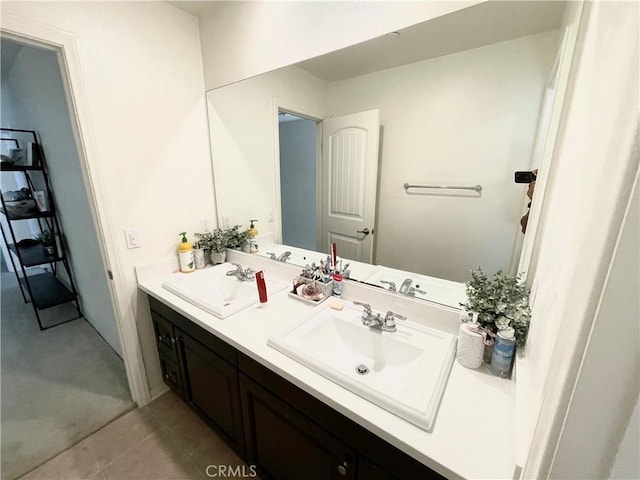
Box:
[148,295,441,479]
[138,251,515,480]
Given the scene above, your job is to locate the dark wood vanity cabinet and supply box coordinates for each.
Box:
[151,311,185,399]
[148,296,445,480]
[149,297,245,457]
[177,331,245,456]
[240,373,356,480]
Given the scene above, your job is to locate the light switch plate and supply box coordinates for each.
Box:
[200,218,212,233]
[124,228,141,249]
[222,215,232,230]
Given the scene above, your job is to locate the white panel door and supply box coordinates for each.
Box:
[321,109,380,263]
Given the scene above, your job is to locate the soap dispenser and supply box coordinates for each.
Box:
[178,232,195,273]
[248,219,259,253]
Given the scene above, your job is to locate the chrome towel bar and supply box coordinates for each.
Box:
[403,183,482,193]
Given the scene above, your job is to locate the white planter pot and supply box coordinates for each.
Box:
[210,251,226,265]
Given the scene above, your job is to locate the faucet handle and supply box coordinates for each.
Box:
[408,286,426,296]
[384,310,406,326]
[380,280,396,292]
[266,252,276,260]
[352,301,372,316]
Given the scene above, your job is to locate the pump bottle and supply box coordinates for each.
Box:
[178,232,195,273]
[248,219,259,253]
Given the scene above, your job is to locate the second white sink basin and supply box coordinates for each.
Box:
[162,263,288,318]
[362,266,467,309]
[268,301,457,430]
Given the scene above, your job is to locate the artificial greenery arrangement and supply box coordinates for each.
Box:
[225,225,251,250]
[195,225,251,253]
[460,267,531,347]
[195,229,227,253]
[35,229,54,246]
[36,229,56,256]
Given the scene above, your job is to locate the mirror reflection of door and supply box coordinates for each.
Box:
[278,109,380,263]
[321,109,380,263]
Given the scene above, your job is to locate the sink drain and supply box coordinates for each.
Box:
[355,364,369,375]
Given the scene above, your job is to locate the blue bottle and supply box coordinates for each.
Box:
[490,327,516,377]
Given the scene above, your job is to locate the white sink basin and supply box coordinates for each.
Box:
[268,302,457,430]
[362,266,467,309]
[259,244,380,281]
[162,263,288,318]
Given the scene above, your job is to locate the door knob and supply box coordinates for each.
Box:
[356,228,370,235]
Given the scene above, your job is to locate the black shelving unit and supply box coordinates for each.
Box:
[1,128,82,330]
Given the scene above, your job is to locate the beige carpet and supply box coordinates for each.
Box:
[1,271,136,480]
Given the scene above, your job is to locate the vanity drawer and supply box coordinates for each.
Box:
[148,295,237,366]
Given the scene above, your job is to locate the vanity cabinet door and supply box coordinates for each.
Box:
[239,373,356,480]
[157,352,184,400]
[177,329,245,458]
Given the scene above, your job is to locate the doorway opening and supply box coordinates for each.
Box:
[277,110,320,251]
[0,36,134,480]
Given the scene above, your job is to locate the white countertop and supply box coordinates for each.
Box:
[137,251,515,480]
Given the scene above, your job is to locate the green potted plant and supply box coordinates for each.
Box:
[36,229,56,257]
[195,229,227,264]
[225,225,251,252]
[460,267,531,348]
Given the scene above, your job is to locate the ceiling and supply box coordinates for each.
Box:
[170,1,565,83]
[295,1,566,82]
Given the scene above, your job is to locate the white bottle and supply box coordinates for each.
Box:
[490,327,516,377]
[177,232,195,273]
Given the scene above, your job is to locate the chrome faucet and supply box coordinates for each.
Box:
[266,251,292,262]
[352,301,406,332]
[277,251,292,262]
[380,280,396,292]
[399,278,413,295]
[226,264,256,282]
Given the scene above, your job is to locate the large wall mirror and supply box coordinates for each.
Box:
[207,1,572,304]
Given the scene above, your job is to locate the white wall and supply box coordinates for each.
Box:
[279,118,318,250]
[327,31,559,282]
[520,1,639,477]
[208,66,327,239]
[1,42,122,354]
[610,395,640,480]
[1,2,216,399]
[198,1,481,89]
[549,171,638,478]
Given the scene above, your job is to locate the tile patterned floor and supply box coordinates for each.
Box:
[19,391,252,480]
